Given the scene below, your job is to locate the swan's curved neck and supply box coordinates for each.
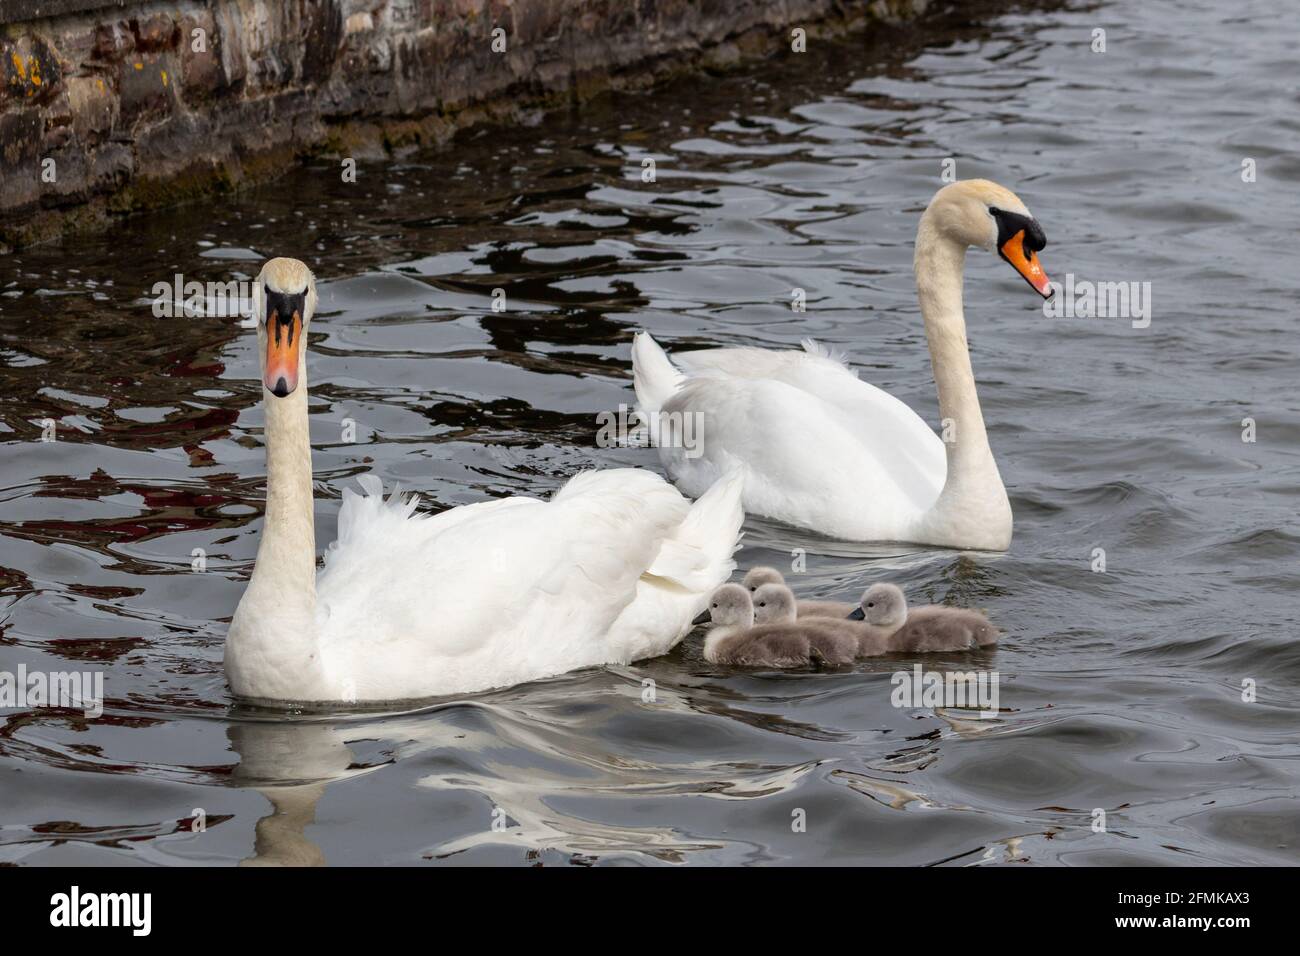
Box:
[914,213,1010,546]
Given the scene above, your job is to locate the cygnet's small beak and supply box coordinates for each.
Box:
[846,606,865,621]
[692,609,712,626]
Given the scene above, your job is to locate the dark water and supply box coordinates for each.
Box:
[2,0,1298,865]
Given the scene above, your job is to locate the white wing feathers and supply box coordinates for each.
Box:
[313,465,742,698]
[605,469,744,660]
[799,338,852,367]
[631,331,947,541]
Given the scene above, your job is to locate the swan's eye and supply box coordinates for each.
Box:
[711,603,718,609]
[758,601,766,607]
[867,602,874,608]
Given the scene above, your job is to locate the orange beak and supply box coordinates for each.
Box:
[1000,229,1052,299]
[263,308,302,397]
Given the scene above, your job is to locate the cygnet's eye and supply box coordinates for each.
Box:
[711,603,718,609]
[758,601,766,607]
[749,586,757,592]
[867,602,874,608]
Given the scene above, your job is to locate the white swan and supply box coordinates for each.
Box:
[632,179,1051,550]
[225,258,745,704]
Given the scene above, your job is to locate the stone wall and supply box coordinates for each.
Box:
[0,0,934,250]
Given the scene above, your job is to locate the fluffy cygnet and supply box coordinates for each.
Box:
[850,583,997,652]
[860,582,908,630]
[707,583,857,667]
[741,566,785,591]
[741,566,856,619]
[701,583,756,661]
[836,582,907,657]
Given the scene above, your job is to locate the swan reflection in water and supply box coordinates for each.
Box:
[224,705,723,866]
[223,684,844,866]
[227,718,360,867]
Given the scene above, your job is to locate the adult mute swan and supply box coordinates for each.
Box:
[225,258,745,704]
[632,179,1051,550]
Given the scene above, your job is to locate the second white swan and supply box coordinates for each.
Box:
[632,179,1051,550]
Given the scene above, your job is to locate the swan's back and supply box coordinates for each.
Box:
[673,341,847,381]
[313,469,721,700]
[634,332,946,540]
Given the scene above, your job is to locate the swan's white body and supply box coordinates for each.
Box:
[225,259,745,704]
[632,180,1049,551]
[634,337,953,542]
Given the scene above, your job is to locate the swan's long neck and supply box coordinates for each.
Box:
[914,213,1011,548]
[226,359,323,699]
[255,380,318,605]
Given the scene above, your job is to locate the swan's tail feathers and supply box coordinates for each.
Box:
[331,474,423,558]
[355,473,384,499]
[801,338,853,370]
[631,331,684,418]
[644,469,746,593]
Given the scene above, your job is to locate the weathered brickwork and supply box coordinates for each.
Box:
[0,0,933,248]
